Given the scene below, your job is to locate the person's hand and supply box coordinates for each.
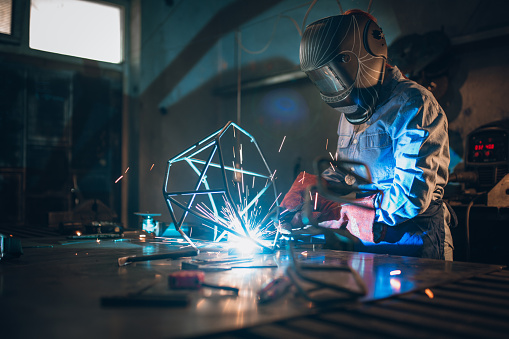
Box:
[319,194,386,243]
[280,172,343,229]
[280,172,317,212]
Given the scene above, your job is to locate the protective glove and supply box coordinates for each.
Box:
[280,172,342,229]
[319,194,386,243]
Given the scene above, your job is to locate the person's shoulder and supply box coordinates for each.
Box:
[393,76,435,105]
[385,67,438,108]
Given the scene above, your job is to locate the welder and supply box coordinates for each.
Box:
[281,9,455,260]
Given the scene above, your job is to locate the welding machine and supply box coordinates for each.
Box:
[448,119,509,264]
[450,119,509,195]
[465,119,509,191]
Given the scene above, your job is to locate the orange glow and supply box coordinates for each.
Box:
[425,288,434,299]
[76,231,82,236]
[390,278,401,292]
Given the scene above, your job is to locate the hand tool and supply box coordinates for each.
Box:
[168,270,239,295]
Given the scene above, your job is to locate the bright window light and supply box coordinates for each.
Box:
[29,0,123,63]
[0,0,12,35]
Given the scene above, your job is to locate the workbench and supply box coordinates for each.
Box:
[1,235,508,339]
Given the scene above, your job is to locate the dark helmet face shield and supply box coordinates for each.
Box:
[300,13,387,124]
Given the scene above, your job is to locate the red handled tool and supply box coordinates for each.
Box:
[168,270,239,295]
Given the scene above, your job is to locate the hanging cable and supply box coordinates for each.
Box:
[235,30,242,125]
[465,192,487,261]
[336,0,344,14]
[283,15,303,37]
[237,15,281,55]
[301,0,319,33]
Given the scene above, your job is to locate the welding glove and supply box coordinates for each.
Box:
[319,194,386,243]
[280,172,385,243]
[280,172,342,229]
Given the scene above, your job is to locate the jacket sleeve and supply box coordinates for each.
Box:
[375,93,449,226]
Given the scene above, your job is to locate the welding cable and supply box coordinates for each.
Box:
[301,0,318,33]
[336,0,344,14]
[237,15,280,54]
[367,0,373,13]
[285,233,366,304]
[465,192,487,261]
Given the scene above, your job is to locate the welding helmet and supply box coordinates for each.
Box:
[300,12,387,124]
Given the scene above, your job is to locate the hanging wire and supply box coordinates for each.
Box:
[236,13,305,55]
[367,0,373,13]
[142,1,313,55]
[301,0,319,33]
[236,15,281,55]
[336,0,344,14]
[283,15,303,37]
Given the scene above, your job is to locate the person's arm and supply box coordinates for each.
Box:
[375,93,449,226]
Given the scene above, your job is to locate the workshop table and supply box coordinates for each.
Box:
[1,236,507,339]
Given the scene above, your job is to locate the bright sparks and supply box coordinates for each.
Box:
[196,195,275,254]
[425,288,434,299]
[278,136,286,152]
[115,175,123,183]
[390,278,401,292]
[390,270,401,276]
[150,163,155,171]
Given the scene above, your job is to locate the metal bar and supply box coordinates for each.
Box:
[215,136,251,239]
[186,158,220,240]
[164,189,226,196]
[177,143,218,228]
[187,158,271,179]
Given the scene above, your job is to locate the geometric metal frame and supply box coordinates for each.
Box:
[163,121,280,252]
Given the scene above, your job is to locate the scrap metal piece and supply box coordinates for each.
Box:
[118,247,198,266]
[0,234,23,261]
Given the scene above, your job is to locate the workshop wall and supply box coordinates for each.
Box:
[136,0,402,224]
[136,0,509,227]
[1,0,509,231]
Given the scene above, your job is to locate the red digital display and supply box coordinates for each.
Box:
[469,131,508,163]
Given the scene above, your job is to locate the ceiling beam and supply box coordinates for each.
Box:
[140,0,284,106]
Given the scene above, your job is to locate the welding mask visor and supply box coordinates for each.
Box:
[300,14,387,125]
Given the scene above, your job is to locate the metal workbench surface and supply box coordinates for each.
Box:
[0,236,505,339]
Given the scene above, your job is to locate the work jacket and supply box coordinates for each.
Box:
[324,66,451,259]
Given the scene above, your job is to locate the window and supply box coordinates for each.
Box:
[0,0,12,35]
[29,0,124,64]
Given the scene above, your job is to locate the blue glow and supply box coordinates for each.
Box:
[261,88,308,123]
[449,147,463,173]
